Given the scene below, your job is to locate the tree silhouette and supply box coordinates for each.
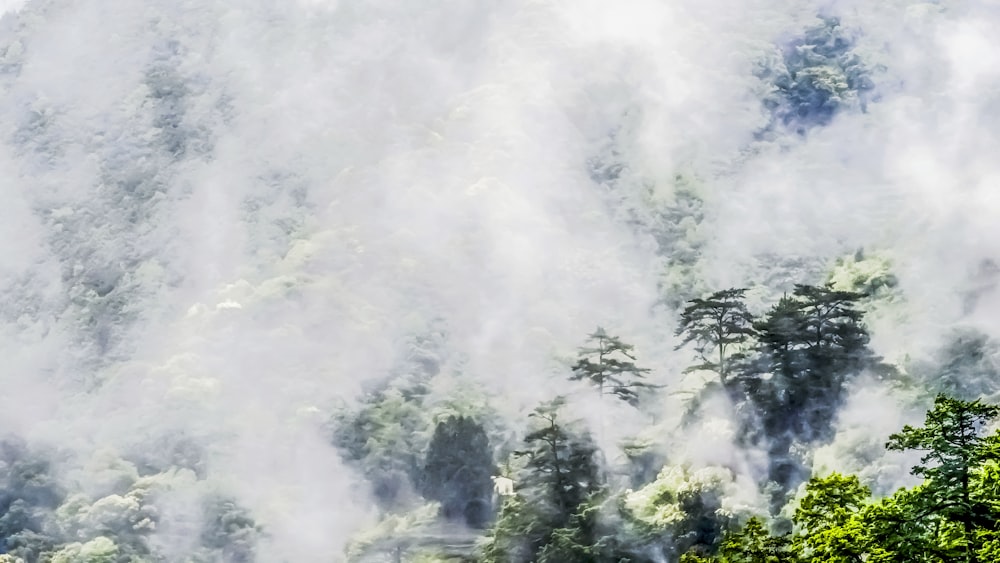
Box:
[571,328,653,406]
[420,416,494,528]
[675,288,757,398]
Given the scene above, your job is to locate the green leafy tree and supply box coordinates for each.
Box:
[717,517,792,563]
[973,433,1000,560]
[571,328,653,406]
[860,485,952,562]
[705,396,1000,563]
[622,465,735,559]
[792,473,870,562]
[482,495,544,563]
[536,496,609,563]
[884,395,1000,562]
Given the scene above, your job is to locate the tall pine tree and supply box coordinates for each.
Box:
[675,288,757,391]
[572,328,653,406]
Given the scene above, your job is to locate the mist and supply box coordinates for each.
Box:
[0,0,997,560]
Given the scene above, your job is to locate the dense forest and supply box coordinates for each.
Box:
[330,282,1000,562]
[0,1,996,562]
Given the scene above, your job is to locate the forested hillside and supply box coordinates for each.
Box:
[0,0,997,561]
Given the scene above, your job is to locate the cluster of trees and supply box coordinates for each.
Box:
[482,398,611,562]
[757,16,876,135]
[692,395,1000,562]
[481,393,1000,563]
[676,285,877,502]
[0,438,259,563]
[333,325,657,560]
[333,283,1000,562]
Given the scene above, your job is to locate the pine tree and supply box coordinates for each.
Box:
[482,399,603,562]
[885,395,1000,563]
[571,328,653,406]
[517,399,601,521]
[747,285,874,503]
[675,288,757,394]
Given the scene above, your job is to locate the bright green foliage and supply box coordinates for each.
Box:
[791,473,870,562]
[49,537,120,563]
[344,502,443,561]
[827,250,897,298]
[680,553,714,563]
[717,517,792,563]
[571,328,653,406]
[622,464,735,558]
[859,485,954,562]
[698,396,1000,563]
[883,395,1000,562]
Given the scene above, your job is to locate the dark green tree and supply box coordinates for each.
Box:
[925,328,1000,400]
[330,387,427,510]
[419,416,494,527]
[0,440,63,560]
[572,327,653,406]
[675,288,757,392]
[482,399,603,562]
[518,399,601,521]
[751,285,872,435]
[747,285,874,499]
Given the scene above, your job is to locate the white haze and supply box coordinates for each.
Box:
[0,0,997,559]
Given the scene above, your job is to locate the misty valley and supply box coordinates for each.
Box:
[0,1,997,562]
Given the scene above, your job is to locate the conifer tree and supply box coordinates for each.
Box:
[675,288,757,394]
[482,399,603,562]
[745,285,874,501]
[571,328,653,406]
[885,395,1000,563]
